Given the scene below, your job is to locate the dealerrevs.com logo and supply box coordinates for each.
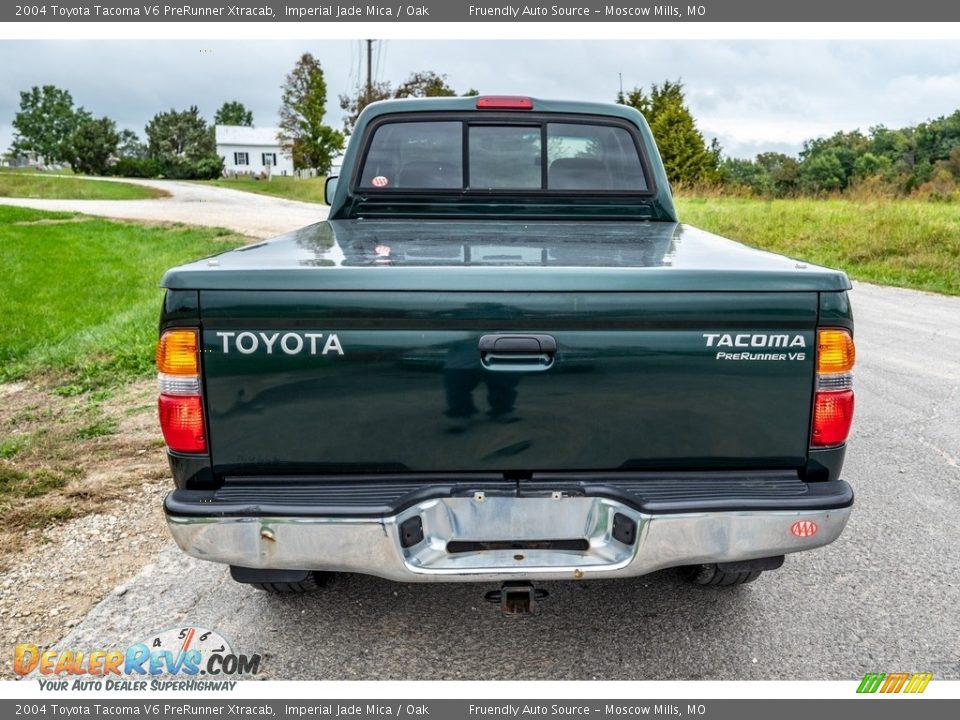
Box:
[15,626,261,691]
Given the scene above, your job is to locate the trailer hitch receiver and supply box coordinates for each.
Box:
[484,581,548,617]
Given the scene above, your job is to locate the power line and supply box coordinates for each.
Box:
[366,39,373,97]
[379,40,388,85]
[347,40,356,90]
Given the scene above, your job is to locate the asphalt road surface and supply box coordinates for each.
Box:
[6,184,959,680]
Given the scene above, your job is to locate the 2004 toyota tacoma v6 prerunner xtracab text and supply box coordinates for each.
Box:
[156,97,855,610]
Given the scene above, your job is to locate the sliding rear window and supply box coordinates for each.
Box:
[358,118,649,192]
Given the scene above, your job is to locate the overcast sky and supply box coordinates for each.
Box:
[1,40,959,159]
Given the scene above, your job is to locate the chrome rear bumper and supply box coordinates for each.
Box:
[165,492,852,583]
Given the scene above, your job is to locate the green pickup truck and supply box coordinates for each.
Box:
[157,97,855,609]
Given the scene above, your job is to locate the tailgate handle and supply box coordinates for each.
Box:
[478,334,557,372]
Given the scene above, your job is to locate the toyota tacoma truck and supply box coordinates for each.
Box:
[157,96,855,607]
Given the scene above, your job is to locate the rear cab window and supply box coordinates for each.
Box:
[357,115,650,193]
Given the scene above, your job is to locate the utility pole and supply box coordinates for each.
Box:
[366,39,373,98]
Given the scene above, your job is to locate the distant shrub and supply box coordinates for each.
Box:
[161,155,224,180]
[108,155,223,180]
[107,157,162,178]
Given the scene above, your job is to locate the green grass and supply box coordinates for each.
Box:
[676,196,960,296]
[201,174,327,204]
[0,206,245,390]
[0,170,167,200]
[0,465,75,502]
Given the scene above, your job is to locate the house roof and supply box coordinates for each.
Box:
[215,125,282,147]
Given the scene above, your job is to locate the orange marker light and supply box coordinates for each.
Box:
[817,329,856,374]
[156,329,200,376]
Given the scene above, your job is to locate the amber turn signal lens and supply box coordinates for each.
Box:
[156,329,199,376]
[816,329,856,374]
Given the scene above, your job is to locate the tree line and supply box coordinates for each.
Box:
[8,85,253,179]
[619,80,960,200]
[8,63,960,199]
[5,53,475,180]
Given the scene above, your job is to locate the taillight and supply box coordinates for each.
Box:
[156,329,199,375]
[811,328,855,447]
[158,395,206,453]
[157,328,207,453]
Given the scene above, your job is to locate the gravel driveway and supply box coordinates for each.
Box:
[0,178,327,238]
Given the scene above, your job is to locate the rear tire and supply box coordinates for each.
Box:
[679,564,763,586]
[251,572,330,594]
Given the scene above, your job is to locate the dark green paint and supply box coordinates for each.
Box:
[158,98,853,488]
[167,450,213,490]
[162,219,851,293]
[818,290,855,332]
[198,291,818,475]
[159,289,199,328]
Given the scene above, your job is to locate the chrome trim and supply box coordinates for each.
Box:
[166,493,852,583]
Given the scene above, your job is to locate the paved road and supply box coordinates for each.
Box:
[0,178,327,238]
[53,275,960,680]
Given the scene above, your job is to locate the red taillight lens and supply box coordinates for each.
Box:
[158,394,207,453]
[476,96,533,110]
[811,389,855,447]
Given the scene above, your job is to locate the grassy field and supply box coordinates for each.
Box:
[0,206,245,390]
[201,175,960,296]
[0,171,168,200]
[202,174,327,203]
[676,196,960,296]
[0,206,244,533]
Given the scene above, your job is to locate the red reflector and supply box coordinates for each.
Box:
[158,394,207,453]
[811,389,855,447]
[791,520,819,538]
[476,96,533,110]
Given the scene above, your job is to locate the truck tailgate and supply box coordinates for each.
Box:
[199,289,817,476]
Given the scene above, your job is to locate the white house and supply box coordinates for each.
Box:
[215,125,294,177]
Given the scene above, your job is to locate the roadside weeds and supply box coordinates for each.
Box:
[0,379,173,678]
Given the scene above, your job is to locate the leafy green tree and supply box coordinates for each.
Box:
[618,80,720,186]
[66,116,119,175]
[755,152,801,197]
[145,106,216,162]
[948,146,960,176]
[214,101,253,127]
[279,53,344,172]
[911,110,960,185]
[338,81,392,135]
[142,107,221,179]
[851,152,891,181]
[800,152,845,194]
[117,129,147,159]
[799,131,870,190]
[721,157,770,195]
[10,85,90,164]
[339,71,476,135]
[393,71,458,99]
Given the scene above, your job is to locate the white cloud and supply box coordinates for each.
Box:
[1,40,958,159]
